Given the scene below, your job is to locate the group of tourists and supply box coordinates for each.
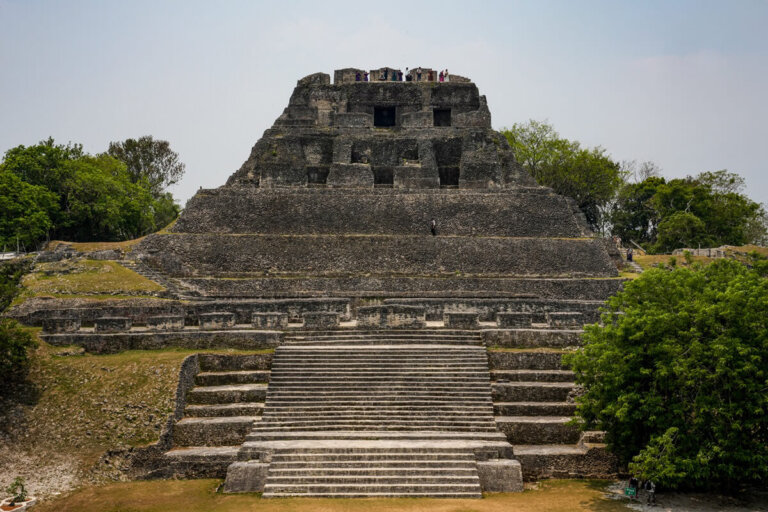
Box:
[627,477,657,506]
[354,68,450,83]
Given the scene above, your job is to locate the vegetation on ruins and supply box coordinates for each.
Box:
[611,170,767,253]
[502,121,624,232]
[504,121,767,251]
[107,135,186,198]
[0,137,182,250]
[567,259,768,489]
[0,319,37,391]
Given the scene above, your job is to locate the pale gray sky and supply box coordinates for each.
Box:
[1,0,766,206]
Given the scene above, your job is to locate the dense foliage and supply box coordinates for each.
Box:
[0,319,36,391]
[611,170,766,252]
[0,258,32,312]
[566,259,768,489]
[0,137,182,249]
[502,120,624,232]
[107,135,186,198]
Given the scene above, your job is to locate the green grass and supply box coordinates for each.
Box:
[47,238,145,252]
[2,342,271,469]
[13,259,164,305]
[36,479,631,512]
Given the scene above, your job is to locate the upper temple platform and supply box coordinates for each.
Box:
[226,69,536,189]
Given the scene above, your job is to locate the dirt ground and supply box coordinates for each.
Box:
[604,482,768,512]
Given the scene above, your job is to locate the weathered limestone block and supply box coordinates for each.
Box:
[94,316,132,333]
[443,312,479,329]
[326,163,373,188]
[357,304,426,329]
[198,312,236,330]
[223,461,270,493]
[547,311,584,328]
[392,165,439,189]
[496,312,533,328]
[477,459,524,492]
[332,112,373,128]
[400,111,433,127]
[41,317,81,334]
[251,312,288,329]
[302,311,339,329]
[146,315,185,331]
[333,68,366,84]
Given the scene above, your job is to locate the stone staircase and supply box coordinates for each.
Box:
[228,330,517,497]
[162,354,269,477]
[119,260,205,299]
[490,339,617,479]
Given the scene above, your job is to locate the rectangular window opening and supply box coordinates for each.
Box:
[433,108,451,127]
[374,106,397,127]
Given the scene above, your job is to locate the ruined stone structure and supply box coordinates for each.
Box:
[13,69,624,497]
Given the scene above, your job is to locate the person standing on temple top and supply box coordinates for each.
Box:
[397,70,403,81]
[363,71,369,81]
[355,72,361,82]
[439,71,444,82]
[417,68,422,81]
[430,219,437,236]
[382,69,388,81]
[392,71,398,82]
[428,70,433,81]
[445,69,449,81]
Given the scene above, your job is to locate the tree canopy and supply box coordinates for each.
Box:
[566,259,768,489]
[107,135,185,198]
[611,170,766,252]
[0,137,182,248]
[502,120,624,232]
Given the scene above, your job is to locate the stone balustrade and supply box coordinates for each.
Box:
[94,316,132,333]
[41,317,81,334]
[443,312,479,329]
[496,312,533,329]
[546,312,584,328]
[252,312,288,330]
[198,312,236,330]
[302,311,340,329]
[357,304,426,329]
[146,315,185,331]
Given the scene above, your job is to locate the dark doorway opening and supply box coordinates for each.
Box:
[439,167,460,188]
[433,108,451,127]
[306,166,329,186]
[373,167,394,187]
[374,106,396,127]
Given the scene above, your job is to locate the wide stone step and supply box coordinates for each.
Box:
[264,397,493,404]
[494,401,577,416]
[265,475,479,485]
[195,370,270,386]
[173,416,258,446]
[262,489,481,498]
[492,382,574,402]
[268,378,489,384]
[256,420,497,428]
[512,443,619,480]
[245,431,508,442]
[491,370,575,382]
[271,463,477,472]
[495,416,580,444]
[186,384,267,405]
[267,386,490,394]
[488,351,565,370]
[263,412,494,420]
[285,340,484,346]
[185,402,265,417]
[254,425,498,433]
[198,354,273,372]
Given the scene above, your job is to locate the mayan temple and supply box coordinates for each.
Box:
[29,68,623,497]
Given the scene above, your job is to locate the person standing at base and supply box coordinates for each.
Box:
[627,247,633,262]
[430,219,437,236]
[644,480,656,506]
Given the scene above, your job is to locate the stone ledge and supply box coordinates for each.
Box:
[223,461,270,493]
[477,459,523,492]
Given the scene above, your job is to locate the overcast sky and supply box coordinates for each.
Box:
[1,0,766,206]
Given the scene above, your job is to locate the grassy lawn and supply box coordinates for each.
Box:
[13,259,164,305]
[47,238,146,252]
[1,343,274,472]
[36,479,630,512]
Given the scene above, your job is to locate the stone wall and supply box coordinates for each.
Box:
[139,234,618,277]
[168,188,589,238]
[182,276,624,300]
[382,298,604,322]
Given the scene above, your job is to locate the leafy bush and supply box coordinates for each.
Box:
[566,259,768,489]
[0,258,32,312]
[0,319,36,389]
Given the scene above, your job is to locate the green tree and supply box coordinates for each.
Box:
[0,171,59,250]
[503,120,624,232]
[654,211,708,252]
[57,155,157,241]
[107,135,185,198]
[609,176,665,245]
[0,137,82,194]
[566,260,768,489]
[0,319,37,391]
